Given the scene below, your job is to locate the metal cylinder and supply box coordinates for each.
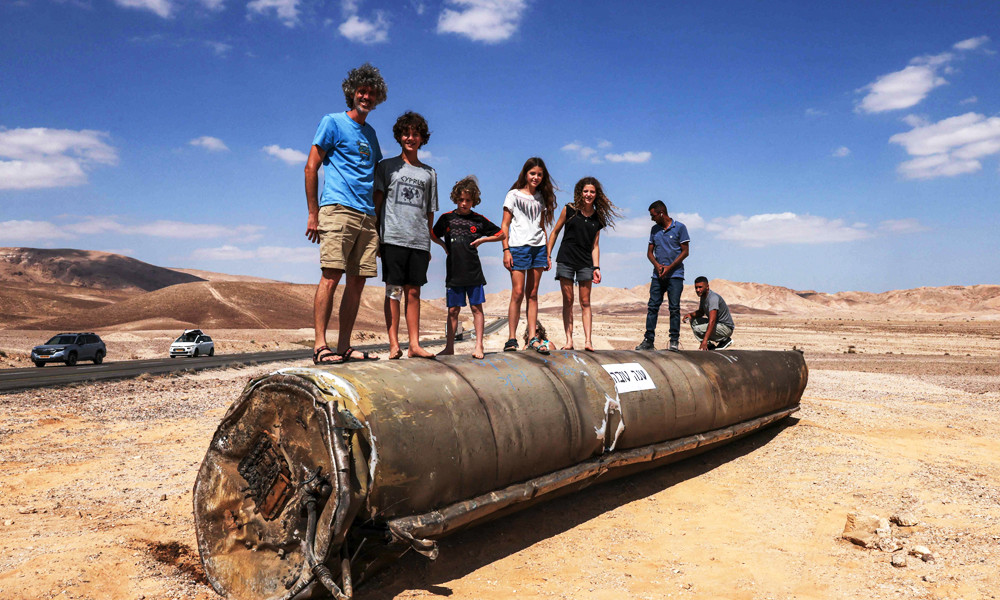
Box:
[193,349,807,600]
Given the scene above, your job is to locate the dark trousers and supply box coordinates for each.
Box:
[644,276,684,343]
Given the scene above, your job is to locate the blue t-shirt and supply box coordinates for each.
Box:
[312,112,382,215]
[649,219,690,279]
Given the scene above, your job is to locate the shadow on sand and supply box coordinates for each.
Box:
[359,417,799,598]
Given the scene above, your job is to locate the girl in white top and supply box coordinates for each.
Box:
[500,157,557,353]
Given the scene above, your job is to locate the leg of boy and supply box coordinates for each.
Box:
[558,277,575,349]
[470,303,485,359]
[439,305,461,356]
[384,286,403,359]
[405,285,434,358]
[579,279,594,351]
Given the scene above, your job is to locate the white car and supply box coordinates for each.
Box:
[170,329,215,358]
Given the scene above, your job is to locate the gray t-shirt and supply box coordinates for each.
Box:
[375,156,438,251]
[700,290,734,328]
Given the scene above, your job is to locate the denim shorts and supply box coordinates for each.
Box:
[509,245,547,270]
[554,262,594,283]
[446,285,486,308]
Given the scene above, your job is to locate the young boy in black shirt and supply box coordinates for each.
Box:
[433,176,506,359]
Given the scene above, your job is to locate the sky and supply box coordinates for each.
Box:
[2,0,999,295]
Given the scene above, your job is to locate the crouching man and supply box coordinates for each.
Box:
[683,276,734,350]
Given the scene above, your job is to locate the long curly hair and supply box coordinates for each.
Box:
[510,157,557,229]
[572,176,621,229]
[450,175,481,207]
[342,63,388,109]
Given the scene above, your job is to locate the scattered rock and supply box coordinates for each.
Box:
[922,575,936,583]
[891,512,919,527]
[843,513,890,548]
[891,552,907,567]
[910,545,934,562]
[3,519,13,526]
[160,494,167,501]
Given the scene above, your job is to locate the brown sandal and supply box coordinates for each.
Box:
[312,346,343,364]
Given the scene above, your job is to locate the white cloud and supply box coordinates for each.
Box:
[953,35,989,51]
[901,114,929,128]
[247,0,299,27]
[205,41,232,56]
[707,213,872,247]
[561,142,600,163]
[889,112,1000,179]
[437,0,526,43]
[114,0,172,18]
[879,218,928,234]
[857,37,989,114]
[960,96,978,105]
[605,212,704,239]
[605,151,651,164]
[856,64,946,113]
[0,127,118,190]
[0,220,75,243]
[805,108,827,117]
[675,212,705,229]
[262,144,307,165]
[418,149,443,163]
[0,216,264,243]
[191,245,317,262]
[199,0,225,10]
[896,154,981,179]
[189,136,229,152]
[596,139,612,149]
[339,12,389,44]
[832,146,851,158]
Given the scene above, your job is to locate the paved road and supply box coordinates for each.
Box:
[1,318,508,393]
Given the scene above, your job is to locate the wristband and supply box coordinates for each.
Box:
[593,266,600,270]
[503,248,511,252]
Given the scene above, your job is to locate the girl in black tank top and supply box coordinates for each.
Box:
[545,177,621,351]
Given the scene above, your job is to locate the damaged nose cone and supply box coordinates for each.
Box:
[193,349,807,599]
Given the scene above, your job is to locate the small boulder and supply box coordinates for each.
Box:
[891,552,907,568]
[910,545,934,562]
[891,512,918,527]
[843,513,890,548]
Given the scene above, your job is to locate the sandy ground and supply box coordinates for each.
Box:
[1,314,999,600]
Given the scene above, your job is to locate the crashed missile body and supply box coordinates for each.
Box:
[193,349,807,599]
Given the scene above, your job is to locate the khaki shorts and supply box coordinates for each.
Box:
[318,204,379,276]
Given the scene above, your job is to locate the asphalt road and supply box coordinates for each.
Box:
[1,318,508,393]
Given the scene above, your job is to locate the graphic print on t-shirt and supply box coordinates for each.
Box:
[395,175,425,207]
[512,193,541,223]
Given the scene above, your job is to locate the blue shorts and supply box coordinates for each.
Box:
[509,245,547,270]
[446,285,486,308]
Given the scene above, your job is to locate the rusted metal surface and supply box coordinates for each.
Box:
[193,349,807,599]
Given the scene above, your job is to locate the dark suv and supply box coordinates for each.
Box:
[31,333,106,367]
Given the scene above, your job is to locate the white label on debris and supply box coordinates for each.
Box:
[601,363,656,393]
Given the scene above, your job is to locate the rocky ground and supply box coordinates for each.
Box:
[1,315,998,599]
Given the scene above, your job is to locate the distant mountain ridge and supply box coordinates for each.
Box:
[1,248,997,329]
[0,248,204,291]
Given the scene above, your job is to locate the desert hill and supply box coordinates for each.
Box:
[32,280,449,331]
[0,248,204,291]
[168,268,284,284]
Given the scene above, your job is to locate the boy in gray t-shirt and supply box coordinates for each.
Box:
[373,112,440,359]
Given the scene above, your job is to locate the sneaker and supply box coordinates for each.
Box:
[635,339,655,351]
[706,342,717,350]
[668,341,679,352]
[715,337,733,350]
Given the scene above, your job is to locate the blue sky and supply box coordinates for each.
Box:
[2,0,998,295]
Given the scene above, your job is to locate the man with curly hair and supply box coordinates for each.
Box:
[304,63,388,364]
